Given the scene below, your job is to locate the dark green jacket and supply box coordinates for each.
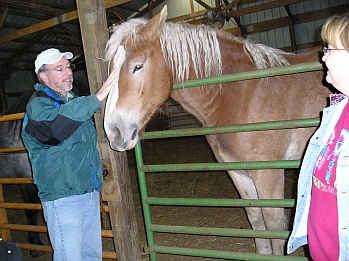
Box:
[21,83,103,202]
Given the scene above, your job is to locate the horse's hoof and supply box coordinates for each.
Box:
[30,250,45,258]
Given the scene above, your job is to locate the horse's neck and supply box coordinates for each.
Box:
[170,87,221,127]
[168,36,248,127]
[168,35,323,127]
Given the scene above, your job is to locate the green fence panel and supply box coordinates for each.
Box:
[135,62,323,260]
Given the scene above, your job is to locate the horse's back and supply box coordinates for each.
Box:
[172,42,332,162]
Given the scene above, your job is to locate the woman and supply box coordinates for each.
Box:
[287,12,349,260]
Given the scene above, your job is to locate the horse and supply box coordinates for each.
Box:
[103,5,333,255]
[0,89,44,258]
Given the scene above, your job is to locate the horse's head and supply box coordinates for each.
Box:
[104,6,173,151]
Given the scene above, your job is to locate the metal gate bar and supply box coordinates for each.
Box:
[172,61,322,89]
[143,118,320,139]
[153,245,307,261]
[150,224,289,239]
[135,61,324,260]
[146,197,295,208]
[142,159,300,172]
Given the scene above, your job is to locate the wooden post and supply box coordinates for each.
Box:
[285,5,297,53]
[0,184,11,240]
[75,1,142,260]
[0,77,8,113]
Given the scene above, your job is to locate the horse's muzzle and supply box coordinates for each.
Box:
[105,125,138,151]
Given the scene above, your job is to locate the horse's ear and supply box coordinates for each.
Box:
[141,5,167,42]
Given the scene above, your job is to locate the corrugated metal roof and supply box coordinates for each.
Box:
[0,0,150,76]
[239,0,349,52]
[1,0,349,80]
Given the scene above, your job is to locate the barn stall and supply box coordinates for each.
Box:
[0,111,310,261]
[0,1,347,260]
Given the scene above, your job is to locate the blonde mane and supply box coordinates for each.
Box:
[105,18,290,84]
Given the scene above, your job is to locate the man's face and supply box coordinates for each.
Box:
[39,56,73,95]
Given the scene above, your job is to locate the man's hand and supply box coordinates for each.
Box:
[96,46,125,102]
[96,67,120,102]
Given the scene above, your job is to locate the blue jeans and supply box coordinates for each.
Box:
[42,191,102,261]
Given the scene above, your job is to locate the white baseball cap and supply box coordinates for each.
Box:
[34,48,73,73]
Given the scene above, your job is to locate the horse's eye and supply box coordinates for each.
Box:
[132,64,143,73]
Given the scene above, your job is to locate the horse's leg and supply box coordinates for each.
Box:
[252,169,286,255]
[20,184,45,258]
[227,170,273,255]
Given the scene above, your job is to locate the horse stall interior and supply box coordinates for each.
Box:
[1,1,349,261]
[0,62,321,261]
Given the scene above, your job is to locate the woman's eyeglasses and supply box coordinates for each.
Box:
[323,47,346,54]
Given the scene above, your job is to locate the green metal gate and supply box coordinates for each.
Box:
[135,62,323,260]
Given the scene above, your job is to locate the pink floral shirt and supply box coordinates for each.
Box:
[308,101,349,260]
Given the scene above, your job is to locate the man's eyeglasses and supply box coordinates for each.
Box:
[46,64,75,72]
[323,47,346,54]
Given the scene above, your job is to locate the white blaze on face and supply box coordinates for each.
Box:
[104,46,126,124]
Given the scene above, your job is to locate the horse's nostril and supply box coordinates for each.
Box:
[131,129,137,140]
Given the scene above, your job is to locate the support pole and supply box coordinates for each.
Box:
[75,1,142,260]
[0,77,8,113]
[0,184,10,240]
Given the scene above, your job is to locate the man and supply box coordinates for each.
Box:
[21,48,119,261]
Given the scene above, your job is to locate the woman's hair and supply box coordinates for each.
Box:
[321,12,349,50]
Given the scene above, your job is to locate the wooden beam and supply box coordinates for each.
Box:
[148,1,153,19]
[76,1,142,261]
[233,16,246,36]
[135,0,165,18]
[116,4,139,13]
[223,0,241,11]
[244,16,286,33]
[284,5,297,53]
[46,32,83,46]
[280,41,322,53]
[0,7,9,32]
[0,76,7,113]
[292,4,349,24]
[240,0,268,4]
[0,11,78,44]
[0,0,77,13]
[225,26,242,36]
[0,0,131,44]
[190,0,194,14]
[227,0,307,17]
[167,0,309,24]
[57,25,81,39]
[167,9,207,22]
[112,9,126,22]
[215,0,220,8]
[194,0,212,10]
[106,6,114,20]
[0,0,65,16]
[244,4,349,34]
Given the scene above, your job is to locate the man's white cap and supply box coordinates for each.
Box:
[34,48,73,74]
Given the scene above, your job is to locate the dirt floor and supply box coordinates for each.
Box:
[3,117,311,261]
